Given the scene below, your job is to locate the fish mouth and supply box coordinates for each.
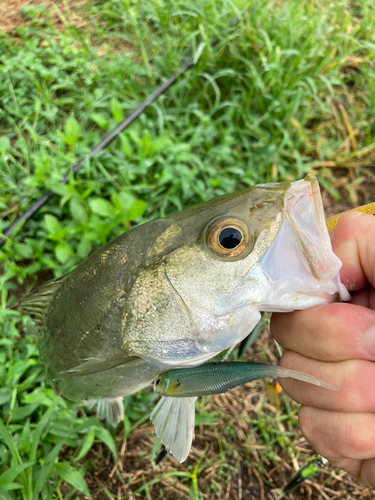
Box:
[283,174,349,295]
[284,173,332,281]
[246,174,350,311]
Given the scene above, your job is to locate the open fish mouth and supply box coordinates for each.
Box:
[247,174,350,313]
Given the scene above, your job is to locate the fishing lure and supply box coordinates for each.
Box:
[153,362,336,398]
[325,202,375,234]
[271,455,327,498]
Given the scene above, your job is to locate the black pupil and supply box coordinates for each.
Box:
[219,227,242,249]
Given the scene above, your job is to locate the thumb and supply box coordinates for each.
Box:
[331,212,375,291]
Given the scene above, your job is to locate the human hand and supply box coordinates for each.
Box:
[271,211,375,486]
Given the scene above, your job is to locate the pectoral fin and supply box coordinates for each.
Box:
[151,396,195,463]
[58,355,140,379]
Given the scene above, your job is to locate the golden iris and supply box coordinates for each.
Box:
[206,217,251,258]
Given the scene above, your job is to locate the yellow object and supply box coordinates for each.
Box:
[326,202,375,234]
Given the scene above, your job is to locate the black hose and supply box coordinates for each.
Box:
[0,15,240,247]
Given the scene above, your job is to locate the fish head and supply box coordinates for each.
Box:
[153,372,180,395]
[153,373,168,394]
[122,174,348,368]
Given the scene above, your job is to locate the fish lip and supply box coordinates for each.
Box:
[283,174,345,283]
[242,174,350,310]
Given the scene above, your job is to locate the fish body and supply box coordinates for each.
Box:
[20,180,288,399]
[18,174,351,457]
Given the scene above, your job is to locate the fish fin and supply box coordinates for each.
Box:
[151,396,195,463]
[86,397,124,428]
[13,276,67,329]
[276,366,338,391]
[58,355,140,379]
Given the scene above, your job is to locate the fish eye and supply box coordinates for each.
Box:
[218,227,242,249]
[206,217,252,259]
[155,377,160,385]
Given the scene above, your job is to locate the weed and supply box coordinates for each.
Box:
[1,0,374,498]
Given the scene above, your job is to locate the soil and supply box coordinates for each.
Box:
[321,166,375,218]
[0,0,87,33]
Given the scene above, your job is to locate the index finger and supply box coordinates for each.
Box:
[271,301,375,362]
[332,211,375,290]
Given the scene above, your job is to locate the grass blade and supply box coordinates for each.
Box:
[33,442,64,497]
[55,462,91,498]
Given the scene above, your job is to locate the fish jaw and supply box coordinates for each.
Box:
[248,175,350,311]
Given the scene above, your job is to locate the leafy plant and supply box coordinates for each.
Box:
[1,0,374,497]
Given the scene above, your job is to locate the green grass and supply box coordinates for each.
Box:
[1,0,374,498]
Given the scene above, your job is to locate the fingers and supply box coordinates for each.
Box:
[299,406,375,486]
[331,212,375,290]
[278,350,375,413]
[300,406,375,460]
[350,285,375,310]
[273,212,375,488]
[271,302,375,362]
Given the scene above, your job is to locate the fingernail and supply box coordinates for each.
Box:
[365,324,375,358]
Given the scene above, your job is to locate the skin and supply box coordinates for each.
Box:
[271,212,375,487]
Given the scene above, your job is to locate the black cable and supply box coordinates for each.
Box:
[0,15,241,247]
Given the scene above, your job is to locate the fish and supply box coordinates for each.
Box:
[153,362,337,398]
[151,361,337,462]
[16,174,367,462]
[151,198,375,462]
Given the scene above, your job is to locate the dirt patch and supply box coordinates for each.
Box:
[320,166,375,218]
[0,0,88,33]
